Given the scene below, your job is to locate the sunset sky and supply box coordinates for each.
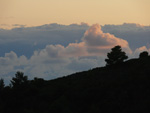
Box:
[0,0,150,83]
[1,0,150,28]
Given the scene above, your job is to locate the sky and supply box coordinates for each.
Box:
[0,0,150,84]
[1,0,150,29]
[0,23,150,84]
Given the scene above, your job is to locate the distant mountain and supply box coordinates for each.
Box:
[1,56,150,113]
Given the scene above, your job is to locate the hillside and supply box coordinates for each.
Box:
[1,56,150,113]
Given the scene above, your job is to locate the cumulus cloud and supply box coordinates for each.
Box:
[0,51,28,76]
[28,24,132,58]
[0,24,131,82]
[0,23,150,84]
[0,23,150,58]
[82,24,132,55]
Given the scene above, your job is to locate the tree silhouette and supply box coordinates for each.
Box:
[11,71,28,88]
[139,51,149,58]
[105,45,128,65]
[0,78,5,91]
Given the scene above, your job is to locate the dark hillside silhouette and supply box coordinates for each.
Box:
[0,47,150,113]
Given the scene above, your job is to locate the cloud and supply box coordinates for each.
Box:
[82,24,132,55]
[67,57,105,71]
[0,23,89,57]
[63,42,87,57]
[29,24,132,59]
[0,24,10,27]
[102,23,150,50]
[0,23,150,84]
[0,51,28,76]
[0,23,150,58]
[133,46,150,58]
[12,24,26,28]
[0,24,132,82]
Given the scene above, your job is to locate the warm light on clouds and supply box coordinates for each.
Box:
[0,23,150,83]
[0,0,150,28]
[28,24,131,58]
[82,24,132,55]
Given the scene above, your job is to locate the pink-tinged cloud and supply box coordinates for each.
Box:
[135,46,149,52]
[82,24,132,55]
[63,42,88,57]
[31,24,132,59]
[37,24,132,57]
[83,24,128,47]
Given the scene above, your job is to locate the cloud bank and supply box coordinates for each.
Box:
[0,23,150,84]
[0,23,89,58]
[0,23,149,58]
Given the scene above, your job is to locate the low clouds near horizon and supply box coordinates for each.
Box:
[0,23,150,83]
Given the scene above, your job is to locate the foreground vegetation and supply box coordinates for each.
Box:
[0,46,150,113]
